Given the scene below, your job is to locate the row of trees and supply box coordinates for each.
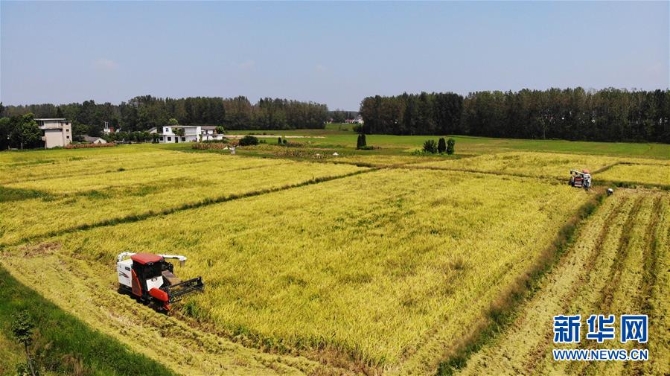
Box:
[1,95,329,137]
[359,88,670,143]
[359,92,463,135]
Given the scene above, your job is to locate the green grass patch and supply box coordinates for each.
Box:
[0,266,175,376]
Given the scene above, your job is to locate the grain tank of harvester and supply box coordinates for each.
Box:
[569,169,592,190]
[116,252,204,312]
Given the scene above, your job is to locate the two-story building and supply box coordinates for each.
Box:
[35,118,72,148]
[153,125,226,143]
[156,125,201,143]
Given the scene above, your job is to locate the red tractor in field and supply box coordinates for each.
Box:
[569,169,592,191]
[116,252,204,312]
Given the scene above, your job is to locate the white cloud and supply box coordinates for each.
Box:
[94,58,118,71]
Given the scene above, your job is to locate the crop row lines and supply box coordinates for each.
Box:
[596,197,644,313]
[436,191,606,375]
[522,193,631,375]
[9,168,376,248]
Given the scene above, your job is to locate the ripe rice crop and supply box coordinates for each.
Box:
[596,163,670,187]
[459,189,669,375]
[0,147,217,184]
[0,157,365,245]
[31,168,590,372]
[414,152,620,180]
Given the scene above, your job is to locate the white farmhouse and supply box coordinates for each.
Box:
[157,125,201,143]
[200,125,226,141]
[156,125,225,143]
[35,118,72,148]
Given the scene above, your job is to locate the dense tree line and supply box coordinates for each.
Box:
[359,92,464,135]
[224,96,329,130]
[360,88,670,143]
[1,95,329,137]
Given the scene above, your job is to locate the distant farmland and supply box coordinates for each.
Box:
[1,137,668,375]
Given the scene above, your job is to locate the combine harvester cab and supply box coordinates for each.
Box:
[569,169,592,190]
[117,252,204,312]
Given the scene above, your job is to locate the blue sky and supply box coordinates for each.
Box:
[1,1,668,111]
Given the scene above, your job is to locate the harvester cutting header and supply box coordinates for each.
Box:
[116,252,204,312]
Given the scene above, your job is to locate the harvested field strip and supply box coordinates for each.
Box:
[596,197,644,312]
[434,191,604,376]
[0,267,176,376]
[20,169,591,373]
[0,255,328,376]
[0,161,367,246]
[644,195,670,375]
[456,190,670,376]
[579,195,651,376]
[458,193,627,376]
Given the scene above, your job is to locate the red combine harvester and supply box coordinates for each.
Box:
[569,169,592,190]
[116,252,204,312]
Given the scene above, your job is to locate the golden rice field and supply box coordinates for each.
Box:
[413,152,621,179]
[2,157,592,374]
[458,189,670,376]
[0,145,218,184]
[597,163,670,187]
[1,144,669,375]
[0,155,365,245]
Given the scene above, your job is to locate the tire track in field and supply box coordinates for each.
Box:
[645,196,670,375]
[630,196,663,376]
[7,168,375,248]
[456,193,628,376]
[597,196,644,312]
[573,194,651,376]
[520,195,630,375]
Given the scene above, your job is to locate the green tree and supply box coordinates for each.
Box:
[446,138,455,155]
[215,125,225,135]
[437,137,447,153]
[0,117,10,150]
[239,135,259,146]
[168,118,179,125]
[331,110,346,123]
[11,311,38,376]
[10,114,42,149]
[173,127,185,137]
[423,139,437,154]
[356,133,367,149]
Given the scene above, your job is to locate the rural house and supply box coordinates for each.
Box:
[35,118,72,148]
[156,125,201,143]
[154,125,225,143]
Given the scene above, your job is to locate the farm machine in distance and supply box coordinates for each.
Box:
[116,252,204,312]
[569,169,592,190]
